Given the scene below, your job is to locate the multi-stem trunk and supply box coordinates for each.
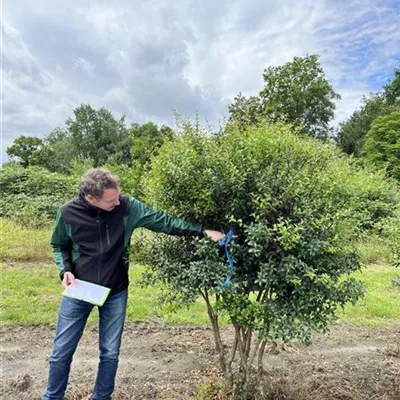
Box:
[199,290,268,394]
[200,289,234,389]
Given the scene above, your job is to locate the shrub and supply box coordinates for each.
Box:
[362,111,400,180]
[103,159,144,199]
[142,122,397,393]
[0,164,78,228]
[384,207,400,266]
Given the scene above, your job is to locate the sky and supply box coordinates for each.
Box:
[1,0,400,163]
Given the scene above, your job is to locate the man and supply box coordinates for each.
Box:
[43,168,224,400]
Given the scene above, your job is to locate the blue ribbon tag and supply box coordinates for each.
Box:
[218,229,234,290]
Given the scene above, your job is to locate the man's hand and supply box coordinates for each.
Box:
[62,272,77,290]
[204,230,225,242]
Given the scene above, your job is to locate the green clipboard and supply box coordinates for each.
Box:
[62,279,111,306]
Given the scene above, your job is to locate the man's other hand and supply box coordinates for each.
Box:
[62,272,77,290]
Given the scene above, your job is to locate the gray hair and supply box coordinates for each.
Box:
[80,168,120,199]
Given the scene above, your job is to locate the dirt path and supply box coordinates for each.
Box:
[1,322,400,399]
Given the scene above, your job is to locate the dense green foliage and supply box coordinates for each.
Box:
[228,93,262,130]
[337,68,400,157]
[384,207,400,266]
[127,122,175,197]
[142,121,397,389]
[5,104,175,199]
[64,105,131,168]
[383,67,400,105]
[362,111,400,180]
[337,95,391,156]
[145,122,395,333]
[0,164,78,227]
[0,161,150,228]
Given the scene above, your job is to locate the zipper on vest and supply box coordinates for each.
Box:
[106,224,111,246]
[97,210,102,283]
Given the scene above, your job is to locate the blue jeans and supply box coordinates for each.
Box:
[43,289,128,400]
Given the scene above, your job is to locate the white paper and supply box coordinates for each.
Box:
[62,279,111,306]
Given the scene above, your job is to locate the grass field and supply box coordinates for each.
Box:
[1,262,399,328]
[0,219,52,262]
[1,220,399,328]
[338,264,400,327]
[0,264,214,326]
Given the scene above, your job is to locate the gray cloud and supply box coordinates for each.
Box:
[74,57,96,78]
[2,0,400,162]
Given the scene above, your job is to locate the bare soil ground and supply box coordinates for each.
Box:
[1,322,400,400]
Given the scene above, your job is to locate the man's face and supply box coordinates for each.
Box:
[86,188,120,211]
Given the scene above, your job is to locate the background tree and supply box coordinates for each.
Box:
[65,104,132,167]
[6,105,134,174]
[337,95,388,156]
[228,93,262,129]
[362,111,400,179]
[6,136,44,167]
[337,67,400,156]
[130,122,173,164]
[258,55,340,139]
[384,67,400,105]
[38,128,76,174]
[128,122,174,197]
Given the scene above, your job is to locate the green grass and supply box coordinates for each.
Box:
[338,264,400,327]
[357,234,393,265]
[0,265,61,325]
[0,264,211,326]
[0,219,52,262]
[127,266,212,325]
[1,263,399,328]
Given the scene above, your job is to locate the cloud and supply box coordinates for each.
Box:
[2,0,400,164]
[1,17,87,163]
[74,57,96,78]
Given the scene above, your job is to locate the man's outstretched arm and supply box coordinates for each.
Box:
[128,198,225,241]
